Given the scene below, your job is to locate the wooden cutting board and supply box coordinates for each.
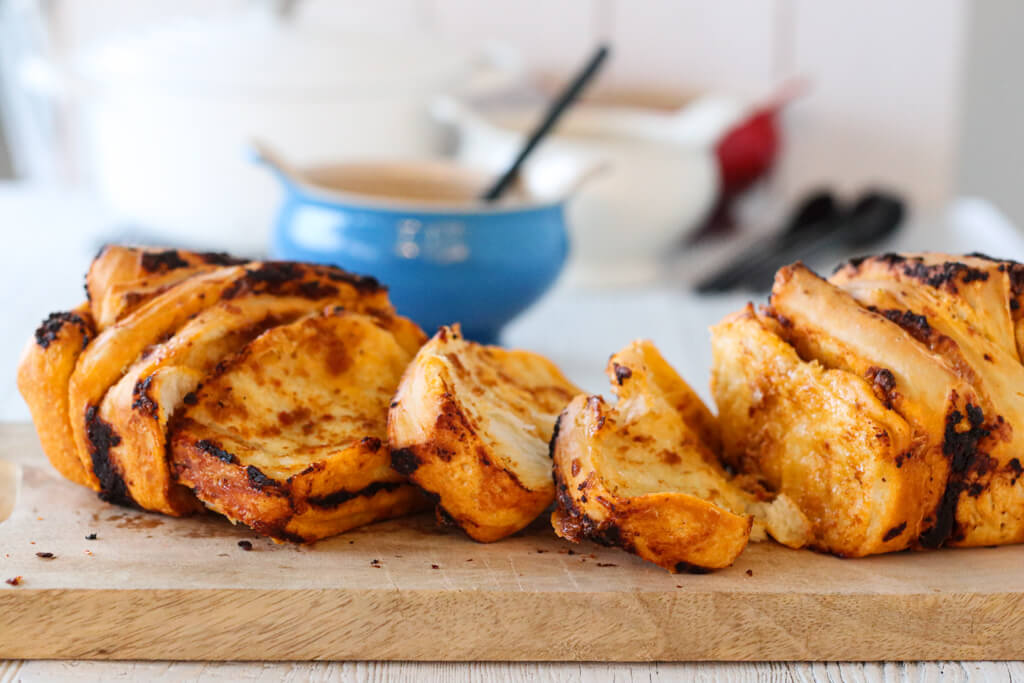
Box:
[2,423,1023,662]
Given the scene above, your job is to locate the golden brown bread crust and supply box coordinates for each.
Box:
[769,263,980,549]
[99,298,347,516]
[68,261,388,507]
[714,255,1024,554]
[712,306,921,556]
[550,339,752,571]
[610,339,722,457]
[551,395,752,572]
[388,325,580,542]
[86,245,247,330]
[16,303,99,489]
[170,309,428,541]
[830,255,1024,547]
[831,253,1021,360]
[551,340,808,572]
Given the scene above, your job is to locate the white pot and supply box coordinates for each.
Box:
[19,12,520,253]
[438,96,737,286]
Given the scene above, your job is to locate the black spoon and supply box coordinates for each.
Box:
[480,44,611,202]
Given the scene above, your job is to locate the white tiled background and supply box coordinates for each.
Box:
[40,0,968,214]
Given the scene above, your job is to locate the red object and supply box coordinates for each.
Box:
[715,106,781,197]
[688,80,808,243]
[714,78,808,198]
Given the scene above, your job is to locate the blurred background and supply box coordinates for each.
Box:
[1,0,1022,415]
[0,0,995,214]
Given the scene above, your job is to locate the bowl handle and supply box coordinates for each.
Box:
[247,139,303,192]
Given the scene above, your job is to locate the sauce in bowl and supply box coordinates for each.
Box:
[300,161,530,209]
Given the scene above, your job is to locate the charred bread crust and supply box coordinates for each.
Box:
[219,262,382,301]
[170,429,425,541]
[139,249,191,272]
[17,303,99,488]
[86,246,226,329]
[389,447,420,476]
[832,252,1022,360]
[550,402,627,549]
[68,263,394,501]
[86,247,383,331]
[170,430,295,537]
[387,407,548,543]
[919,401,993,548]
[167,310,428,540]
[835,253,1003,293]
[34,311,91,350]
[99,301,364,517]
[718,255,1024,554]
[550,395,752,572]
[136,248,246,274]
[84,404,134,506]
[829,255,1024,547]
[387,325,579,543]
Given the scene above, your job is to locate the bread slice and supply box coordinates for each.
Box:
[170,309,428,541]
[16,303,98,488]
[712,306,921,556]
[68,261,389,506]
[98,297,362,516]
[86,245,245,330]
[832,259,1024,547]
[551,340,809,572]
[388,325,579,542]
[768,264,984,550]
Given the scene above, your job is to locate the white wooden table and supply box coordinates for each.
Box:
[3,661,1023,681]
[2,184,1023,680]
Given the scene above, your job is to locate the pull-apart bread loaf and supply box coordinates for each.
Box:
[551,340,810,572]
[712,253,1024,556]
[388,325,580,542]
[34,245,1024,559]
[19,245,428,541]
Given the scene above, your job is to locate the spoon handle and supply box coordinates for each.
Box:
[480,44,611,202]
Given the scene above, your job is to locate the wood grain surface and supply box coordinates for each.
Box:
[1,423,1023,662]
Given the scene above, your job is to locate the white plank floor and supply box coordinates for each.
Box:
[2,661,1023,682]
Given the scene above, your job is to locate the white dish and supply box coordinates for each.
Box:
[18,9,521,252]
[438,95,745,285]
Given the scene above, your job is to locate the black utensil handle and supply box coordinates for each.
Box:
[735,224,848,291]
[735,191,905,291]
[480,44,610,202]
[694,191,840,293]
[694,235,791,293]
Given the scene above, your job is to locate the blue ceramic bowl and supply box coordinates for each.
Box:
[263,159,569,343]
